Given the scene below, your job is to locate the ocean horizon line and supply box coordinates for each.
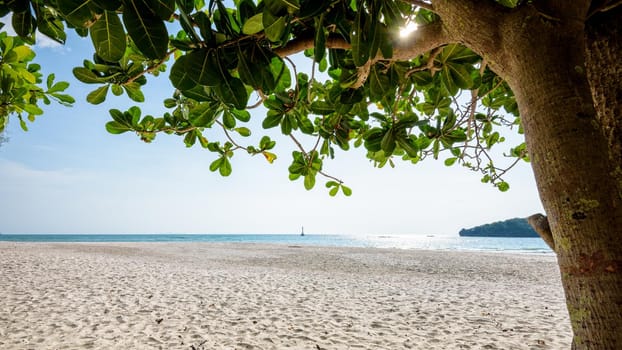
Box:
[0,233,552,254]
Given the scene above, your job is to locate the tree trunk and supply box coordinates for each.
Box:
[585,5,622,193]
[498,12,622,349]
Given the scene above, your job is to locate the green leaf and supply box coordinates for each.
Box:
[111,84,123,96]
[440,44,481,64]
[177,3,201,44]
[176,0,194,13]
[149,0,175,20]
[396,136,419,157]
[50,93,76,104]
[369,65,390,100]
[310,101,335,115]
[193,11,213,43]
[341,185,352,196]
[280,0,300,12]
[36,8,67,44]
[231,109,251,122]
[12,11,35,42]
[87,85,109,104]
[214,78,249,110]
[444,157,457,166]
[264,15,287,42]
[381,130,396,154]
[220,157,232,176]
[19,117,28,131]
[163,98,177,108]
[46,80,68,94]
[304,174,316,190]
[350,9,369,66]
[10,45,35,62]
[242,13,263,34]
[184,130,197,147]
[210,157,223,172]
[446,62,473,89]
[223,111,236,128]
[90,11,126,62]
[185,50,221,86]
[23,104,43,115]
[106,121,132,134]
[314,16,326,62]
[329,186,339,196]
[378,25,393,59]
[73,67,104,84]
[109,109,126,124]
[269,56,291,91]
[189,103,218,127]
[121,0,168,59]
[181,85,211,101]
[237,46,268,90]
[280,113,293,134]
[260,136,276,149]
[122,82,145,102]
[497,181,510,192]
[126,106,141,126]
[235,127,251,137]
[91,0,123,11]
[57,0,94,27]
[263,111,283,129]
[169,55,196,90]
[432,139,440,159]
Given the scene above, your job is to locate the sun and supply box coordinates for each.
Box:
[399,22,418,39]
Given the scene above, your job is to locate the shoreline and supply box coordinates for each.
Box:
[0,235,554,255]
[0,242,571,349]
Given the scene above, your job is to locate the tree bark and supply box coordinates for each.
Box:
[585,5,622,195]
[490,7,622,349]
[527,214,555,251]
[424,2,622,346]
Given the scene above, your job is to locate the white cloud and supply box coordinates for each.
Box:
[35,34,65,50]
[2,14,68,53]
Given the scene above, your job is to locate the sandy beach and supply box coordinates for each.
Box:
[0,243,571,349]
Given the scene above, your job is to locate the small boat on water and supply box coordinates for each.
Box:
[300,226,305,236]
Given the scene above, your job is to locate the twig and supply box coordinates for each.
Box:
[247,94,266,109]
[215,120,246,152]
[289,134,307,155]
[405,46,443,77]
[125,49,177,85]
[587,0,622,18]
[464,59,488,156]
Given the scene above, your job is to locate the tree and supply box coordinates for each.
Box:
[0,30,74,144]
[1,0,620,347]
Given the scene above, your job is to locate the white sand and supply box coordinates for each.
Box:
[0,243,571,349]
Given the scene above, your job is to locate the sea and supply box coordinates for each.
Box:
[0,234,552,254]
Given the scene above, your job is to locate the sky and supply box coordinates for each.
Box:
[0,21,544,236]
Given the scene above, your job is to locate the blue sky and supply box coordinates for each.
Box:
[0,23,543,235]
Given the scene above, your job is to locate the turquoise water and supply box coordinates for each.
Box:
[0,234,551,254]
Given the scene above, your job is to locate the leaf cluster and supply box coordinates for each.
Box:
[1,0,529,194]
[0,30,73,135]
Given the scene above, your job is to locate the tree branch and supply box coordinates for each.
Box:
[527,213,555,252]
[391,21,450,61]
[274,20,450,63]
[431,0,507,70]
[273,34,350,58]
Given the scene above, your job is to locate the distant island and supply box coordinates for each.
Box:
[459,218,539,237]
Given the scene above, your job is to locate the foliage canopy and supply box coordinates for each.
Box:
[0,0,528,194]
